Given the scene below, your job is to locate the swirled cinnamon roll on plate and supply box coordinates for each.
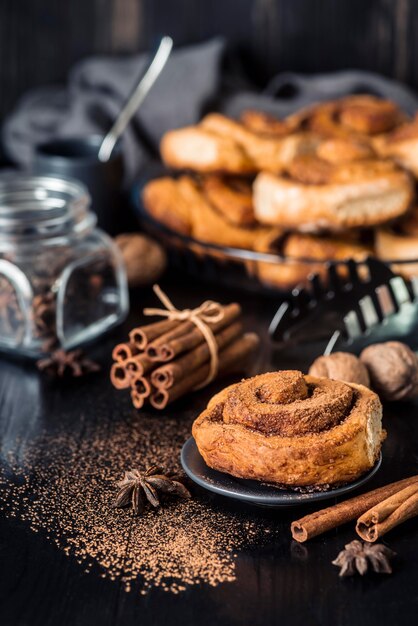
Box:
[193,371,384,488]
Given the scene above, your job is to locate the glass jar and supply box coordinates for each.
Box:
[0,174,129,357]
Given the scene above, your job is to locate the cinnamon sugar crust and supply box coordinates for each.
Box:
[240,110,295,137]
[290,95,404,138]
[316,138,374,164]
[286,154,334,185]
[222,371,355,437]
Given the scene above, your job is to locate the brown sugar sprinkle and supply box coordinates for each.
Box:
[0,412,275,595]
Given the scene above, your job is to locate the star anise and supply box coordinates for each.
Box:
[332,540,395,577]
[114,466,191,515]
[36,348,101,377]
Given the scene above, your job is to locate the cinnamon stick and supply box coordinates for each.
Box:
[150,332,259,409]
[110,353,154,389]
[146,303,241,362]
[356,483,418,542]
[125,353,154,377]
[151,321,243,389]
[146,321,196,360]
[131,389,145,409]
[110,362,131,389]
[291,475,418,542]
[129,319,178,349]
[130,374,152,398]
[112,342,139,362]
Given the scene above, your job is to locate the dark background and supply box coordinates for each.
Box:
[1,4,418,624]
[0,0,415,120]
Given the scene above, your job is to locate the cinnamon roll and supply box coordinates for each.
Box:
[200,175,255,225]
[254,232,373,290]
[374,114,418,178]
[240,110,296,137]
[192,371,384,487]
[142,176,193,236]
[289,95,404,139]
[316,138,374,164]
[142,175,282,251]
[375,205,418,278]
[253,156,413,232]
[159,97,405,175]
[161,113,319,175]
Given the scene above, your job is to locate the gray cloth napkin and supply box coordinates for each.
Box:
[3,38,418,186]
[2,39,224,183]
[222,69,418,118]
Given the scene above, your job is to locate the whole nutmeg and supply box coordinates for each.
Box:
[308,352,370,387]
[360,341,418,401]
[115,233,167,288]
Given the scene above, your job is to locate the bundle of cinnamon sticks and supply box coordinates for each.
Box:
[110,301,259,409]
[291,475,418,543]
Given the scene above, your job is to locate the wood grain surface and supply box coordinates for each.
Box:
[1,0,418,120]
[0,277,417,626]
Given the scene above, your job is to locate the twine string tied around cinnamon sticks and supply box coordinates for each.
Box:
[143,285,224,388]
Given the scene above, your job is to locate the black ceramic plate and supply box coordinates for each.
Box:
[181,437,382,508]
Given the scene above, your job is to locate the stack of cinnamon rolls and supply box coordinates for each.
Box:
[142,95,418,289]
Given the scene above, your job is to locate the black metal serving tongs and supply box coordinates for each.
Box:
[269,257,418,351]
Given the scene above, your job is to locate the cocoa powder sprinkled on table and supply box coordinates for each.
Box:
[0,413,274,595]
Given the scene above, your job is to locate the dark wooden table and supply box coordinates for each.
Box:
[0,277,417,626]
[1,1,417,121]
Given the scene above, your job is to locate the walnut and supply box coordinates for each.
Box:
[308,352,370,387]
[360,341,418,401]
[115,234,167,288]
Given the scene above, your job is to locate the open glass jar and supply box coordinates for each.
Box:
[0,174,129,357]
